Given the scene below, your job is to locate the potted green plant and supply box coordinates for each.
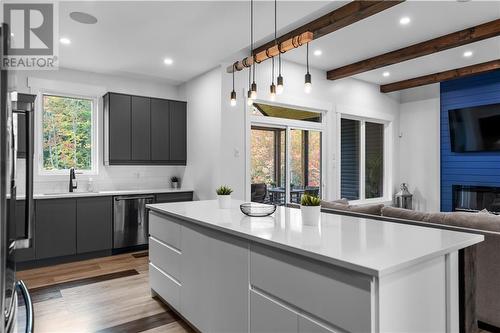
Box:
[216,185,233,209]
[300,194,321,226]
[171,176,180,189]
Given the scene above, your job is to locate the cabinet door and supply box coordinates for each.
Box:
[150,98,170,161]
[76,197,112,253]
[155,192,192,203]
[298,315,335,333]
[206,228,248,333]
[250,290,298,333]
[180,224,210,332]
[108,93,131,161]
[35,199,76,259]
[131,96,151,161]
[169,101,186,162]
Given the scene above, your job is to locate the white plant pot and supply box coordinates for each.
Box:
[301,205,321,226]
[217,195,232,209]
[171,182,179,189]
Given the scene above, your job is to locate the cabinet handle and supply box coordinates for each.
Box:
[14,104,34,249]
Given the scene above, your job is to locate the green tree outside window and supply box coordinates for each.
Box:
[42,95,93,171]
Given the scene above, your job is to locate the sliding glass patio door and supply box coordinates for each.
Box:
[249,116,323,206]
[250,125,286,205]
[289,129,321,204]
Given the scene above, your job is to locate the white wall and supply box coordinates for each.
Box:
[14,68,186,194]
[219,59,401,201]
[179,68,222,200]
[399,85,440,212]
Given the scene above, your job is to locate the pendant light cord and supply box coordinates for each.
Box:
[251,0,255,84]
[248,0,253,92]
[306,42,310,75]
[232,63,235,90]
[272,0,277,84]
[276,0,281,77]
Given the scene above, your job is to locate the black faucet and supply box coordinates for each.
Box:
[69,167,78,192]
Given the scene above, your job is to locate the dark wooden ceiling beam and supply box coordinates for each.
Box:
[327,19,500,80]
[380,59,500,93]
[253,0,404,56]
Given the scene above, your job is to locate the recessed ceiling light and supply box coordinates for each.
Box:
[382,71,390,77]
[463,50,473,58]
[163,58,174,65]
[313,49,322,56]
[59,37,71,45]
[399,17,411,25]
[70,12,98,24]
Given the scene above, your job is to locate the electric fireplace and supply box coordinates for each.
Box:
[452,185,500,214]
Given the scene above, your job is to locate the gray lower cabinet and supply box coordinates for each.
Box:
[77,197,113,253]
[250,290,298,333]
[155,192,192,203]
[35,199,77,259]
[150,214,248,333]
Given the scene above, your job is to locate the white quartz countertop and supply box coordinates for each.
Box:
[13,188,193,200]
[146,200,484,277]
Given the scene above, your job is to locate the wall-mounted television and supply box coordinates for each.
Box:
[449,102,500,153]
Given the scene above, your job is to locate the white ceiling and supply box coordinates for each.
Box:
[58,1,500,86]
[282,0,500,85]
[58,1,339,84]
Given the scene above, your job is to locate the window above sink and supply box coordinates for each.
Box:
[37,93,98,176]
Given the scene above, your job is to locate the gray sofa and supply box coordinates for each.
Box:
[321,200,500,333]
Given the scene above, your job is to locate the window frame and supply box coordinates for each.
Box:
[36,91,98,176]
[338,113,392,204]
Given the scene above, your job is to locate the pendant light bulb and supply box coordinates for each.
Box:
[230,90,237,107]
[304,73,312,94]
[247,90,253,106]
[276,75,284,95]
[270,83,276,101]
[250,82,257,100]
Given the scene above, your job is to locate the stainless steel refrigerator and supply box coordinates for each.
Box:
[1,23,35,333]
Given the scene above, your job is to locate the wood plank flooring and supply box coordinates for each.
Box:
[17,251,195,333]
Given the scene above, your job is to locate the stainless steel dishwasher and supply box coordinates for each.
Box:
[113,195,154,250]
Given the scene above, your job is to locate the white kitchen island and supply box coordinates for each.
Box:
[146,200,483,333]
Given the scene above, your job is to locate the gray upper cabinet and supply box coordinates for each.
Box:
[131,96,151,161]
[151,98,170,162]
[35,199,77,260]
[169,101,187,163]
[105,92,186,165]
[76,197,113,254]
[107,93,131,162]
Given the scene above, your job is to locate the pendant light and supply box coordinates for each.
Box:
[270,57,276,101]
[250,0,257,100]
[276,0,284,95]
[304,42,312,94]
[230,63,237,107]
[269,0,277,101]
[247,67,253,106]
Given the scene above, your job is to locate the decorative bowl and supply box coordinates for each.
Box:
[240,203,276,217]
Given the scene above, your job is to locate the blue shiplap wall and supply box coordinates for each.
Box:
[441,70,500,211]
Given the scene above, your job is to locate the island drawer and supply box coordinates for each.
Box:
[250,245,373,333]
[149,262,181,310]
[149,212,181,250]
[149,236,181,281]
